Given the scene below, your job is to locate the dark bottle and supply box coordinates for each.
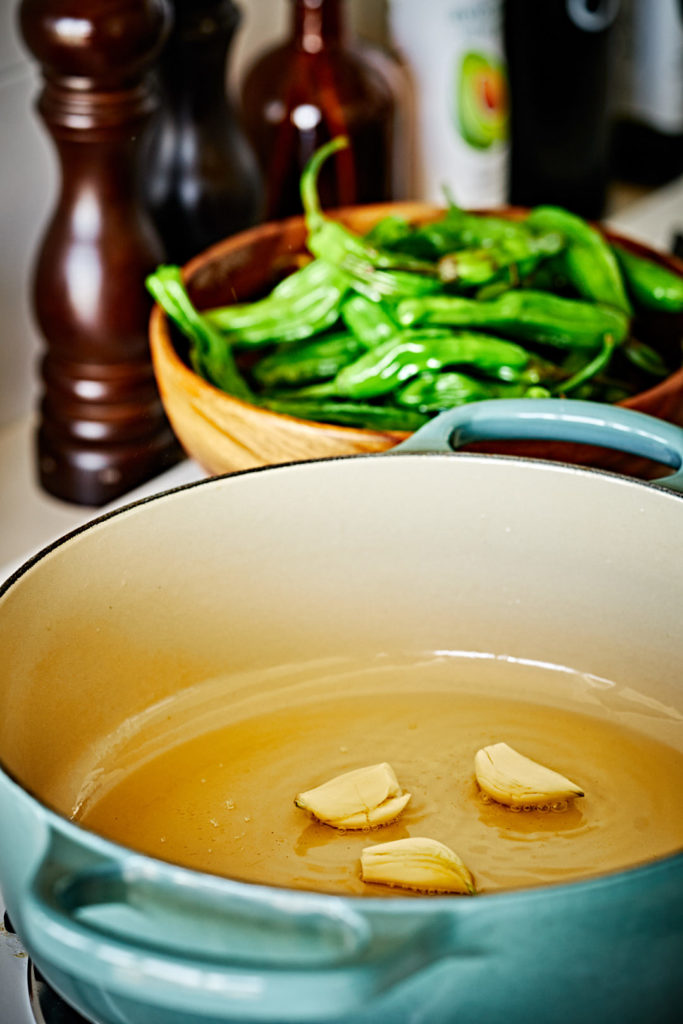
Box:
[611,0,683,187]
[144,0,264,264]
[503,0,621,219]
[240,0,407,220]
[19,0,181,506]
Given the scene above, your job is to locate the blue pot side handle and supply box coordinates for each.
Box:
[21,832,461,1022]
[395,398,683,492]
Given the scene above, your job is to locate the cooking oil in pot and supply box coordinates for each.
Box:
[74,653,683,895]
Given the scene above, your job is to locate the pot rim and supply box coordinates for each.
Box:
[1,448,682,908]
[3,445,683,603]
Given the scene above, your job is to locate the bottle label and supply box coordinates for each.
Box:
[613,0,683,134]
[389,0,509,208]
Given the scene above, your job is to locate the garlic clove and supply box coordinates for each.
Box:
[295,762,411,829]
[361,836,475,894]
[333,792,412,830]
[474,742,584,808]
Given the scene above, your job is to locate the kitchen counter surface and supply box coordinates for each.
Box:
[0,425,205,583]
[2,177,683,584]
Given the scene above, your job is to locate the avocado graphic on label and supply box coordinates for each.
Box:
[457,51,508,150]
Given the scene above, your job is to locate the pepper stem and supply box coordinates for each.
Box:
[300,135,350,230]
[556,335,617,396]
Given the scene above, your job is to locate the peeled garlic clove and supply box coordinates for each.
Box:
[361,836,475,894]
[474,742,584,808]
[295,762,411,829]
[332,793,412,830]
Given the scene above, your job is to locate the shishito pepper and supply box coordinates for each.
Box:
[147,139,677,428]
[525,205,632,315]
[396,290,629,351]
[436,230,564,288]
[395,372,550,411]
[612,244,683,314]
[252,332,364,389]
[364,214,417,252]
[204,258,349,345]
[301,137,441,301]
[366,206,564,289]
[261,396,429,432]
[146,265,254,401]
[439,201,534,248]
[374,205,533,261]
[301,138,434,275]
[337,264,443,303]
[340,293,399,347]
[298,329,547,400]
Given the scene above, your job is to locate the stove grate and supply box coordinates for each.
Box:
[28,962,93,1024]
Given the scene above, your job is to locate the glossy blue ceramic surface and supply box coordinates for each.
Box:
[1,772,681,1024]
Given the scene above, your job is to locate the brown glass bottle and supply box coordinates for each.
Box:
[240,0,406,220]
[144,0,264,264]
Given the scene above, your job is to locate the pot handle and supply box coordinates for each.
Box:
[395,398,683,492]
[21,832,463,1021]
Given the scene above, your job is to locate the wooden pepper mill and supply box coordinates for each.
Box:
[19,0,181,506]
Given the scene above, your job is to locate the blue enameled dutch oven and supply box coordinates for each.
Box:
[0,399,682,1024]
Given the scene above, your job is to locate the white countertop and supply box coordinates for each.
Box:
[2,177,682,584]
[0,423,206,583]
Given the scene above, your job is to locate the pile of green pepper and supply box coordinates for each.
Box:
[147,137,683,433]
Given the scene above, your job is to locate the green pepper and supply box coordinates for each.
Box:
[252,332,364,389]
[365,218,457,262]
[395,372,551,411]
[207,258,324,320]
[299,329,546,400]
[525,205,631,314]
[612,244,683,314]
[340,293,399,347]
[395,371,496,410]
[442,199,536,246]
[396,290,629,351]
[521,255,572,294]
[363,215,415,251]
[474,279,515,302]
[437,230,564,287]
[300,138,444,303]
[415,204,533,257]
[148,142,670,427]
[308,218,437,277]
[301,138,436,276]
[335,263,443,304]
[262,396,429,432]
[204,258,348,345]
[146,265,253,401]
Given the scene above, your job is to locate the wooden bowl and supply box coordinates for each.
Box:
[149,202,683,478]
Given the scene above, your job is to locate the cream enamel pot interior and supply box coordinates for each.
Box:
[0,398,682,1024]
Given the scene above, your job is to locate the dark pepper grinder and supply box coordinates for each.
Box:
[144,0,264,264]
[240,0,405,220]
[19,0,180,507]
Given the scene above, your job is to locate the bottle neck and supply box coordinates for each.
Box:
[290,0,347,52]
